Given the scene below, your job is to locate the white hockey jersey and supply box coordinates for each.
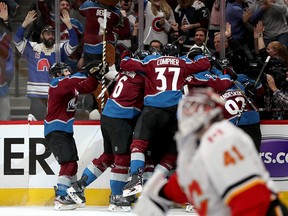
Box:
[143,1,176,46]
[175,120,276,215]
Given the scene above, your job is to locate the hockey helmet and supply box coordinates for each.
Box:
[134,49,150,60]
[49,62,72,77]
[150,47,161,56]
[161,43,179,56]
[177,87,225,137]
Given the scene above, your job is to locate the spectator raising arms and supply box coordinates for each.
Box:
[13,9,78,120]
[38,0,84,73]
[249,0,288,47]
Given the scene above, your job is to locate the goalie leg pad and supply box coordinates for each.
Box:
[134,170,173,216]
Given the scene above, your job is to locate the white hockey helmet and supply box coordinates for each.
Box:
[177,87,225,137]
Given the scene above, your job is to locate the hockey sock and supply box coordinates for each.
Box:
[130,152,145,175]
[57,175,71,196]
[110,178,127,195]
[110,164,129,195]
[81,163,103,186]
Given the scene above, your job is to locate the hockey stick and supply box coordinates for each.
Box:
[100,9,108,112]
[97,72,119,99]
[254,55,271,86]
[97,25,154,100]
[171,35,187,45]
[203,8,211,56]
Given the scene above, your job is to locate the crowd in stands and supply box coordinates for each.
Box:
[0,0,287,121]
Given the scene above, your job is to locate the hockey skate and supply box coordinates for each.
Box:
[66,178,87,208]
[185,203,198,215]
[54,194,76,211]
[123,171,143,197]
[108,194,132,212]
[126,194,138,204]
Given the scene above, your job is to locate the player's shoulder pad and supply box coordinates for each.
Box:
[50,77,61,87]
[200,121,237,151]
[142,54,161,63]
[179,55,192,62]
[70,72,89,79]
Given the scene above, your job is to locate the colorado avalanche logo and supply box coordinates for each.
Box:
[152,17,164,32]
[66,97,77,112]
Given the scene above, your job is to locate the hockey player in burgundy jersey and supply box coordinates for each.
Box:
[220,74,264,152]
[120,44,210,197]
[134,88,288,216]
[185,62,264,151]
[67,63,146,211]
[79,0,131,65]
[44,61,105,211]
[185,66,234,93]
[79,0,131,114]
[13,9,78,120]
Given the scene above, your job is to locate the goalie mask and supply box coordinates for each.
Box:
[49,62,72,78]
[177,88,225,137]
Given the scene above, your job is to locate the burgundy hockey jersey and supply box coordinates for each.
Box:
[44,72,99,135]
[120,55,210,108]
[102,71,145,119]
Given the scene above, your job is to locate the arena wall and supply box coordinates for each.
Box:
[0,120,288,206]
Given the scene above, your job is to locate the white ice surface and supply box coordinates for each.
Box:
[0,206,198,216]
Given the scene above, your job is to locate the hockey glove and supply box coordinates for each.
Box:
[223,67,238,81]
[84,60,109,80]
[120,50,132,60]
[245,82,257,98]
[134,170,173,216]
[187,47,203,60]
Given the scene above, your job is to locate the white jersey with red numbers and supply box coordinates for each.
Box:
[175,120,275,216]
